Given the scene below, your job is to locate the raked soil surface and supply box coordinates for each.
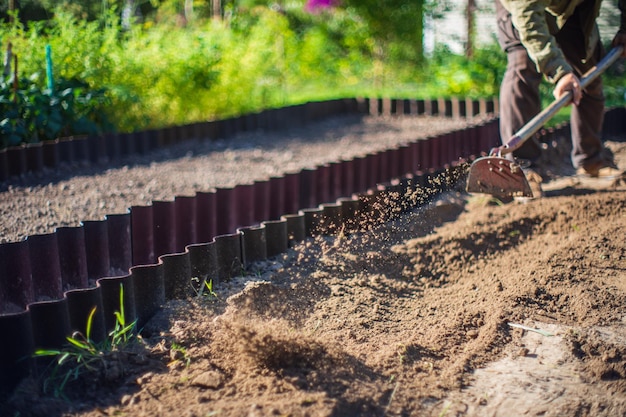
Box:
[2,114,626,417]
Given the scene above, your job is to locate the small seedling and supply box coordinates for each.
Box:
[169,342,191,368]
[489,197,506,206]
[438,402,452,417]
[191,277,218,299]
[384,381,399,417]
[35,284,138,397]
[204,279,218,298]
[35,307,101,396]
[508,229,521,237]
[396,344,407,364]
[469,194,506,207]
[109,284,136,347]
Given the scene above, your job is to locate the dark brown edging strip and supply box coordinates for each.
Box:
[0,101,623,394]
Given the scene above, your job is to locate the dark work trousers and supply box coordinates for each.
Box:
[495,0,608,169]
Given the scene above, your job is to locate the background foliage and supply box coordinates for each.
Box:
[0,0,623,147]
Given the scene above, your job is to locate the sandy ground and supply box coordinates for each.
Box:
[1,116,625,417]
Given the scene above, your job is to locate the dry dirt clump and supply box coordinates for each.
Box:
[1,118,626,417]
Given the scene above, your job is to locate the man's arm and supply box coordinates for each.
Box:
[499,0,573,83]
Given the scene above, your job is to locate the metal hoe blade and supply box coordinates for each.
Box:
[465,46,623,199]
[466,156,533,198]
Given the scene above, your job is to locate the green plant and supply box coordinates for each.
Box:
[508,229,521,237]
[191,277,218,299]
[109,283,136,346]
[3,4,622,137]
[169,342,191,368]
[0,73,113,149]
[34,284,138,397]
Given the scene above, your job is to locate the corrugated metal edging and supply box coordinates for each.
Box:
[16,102,626,396]
[12,103,624,394]
[0,116,508,393]
[0,97,495,182]
[0,96,502,390]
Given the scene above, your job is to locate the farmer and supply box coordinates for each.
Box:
[495,0,626,198]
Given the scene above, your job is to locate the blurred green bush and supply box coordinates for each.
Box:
[0,3,623,147]
[0,74,112,149]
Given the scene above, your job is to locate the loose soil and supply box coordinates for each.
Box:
[2,115,626,417]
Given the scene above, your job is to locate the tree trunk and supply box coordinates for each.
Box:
[8,0,15,23]
[466,0,476,58]
[185,0,194,22]
[122,0,135,29]
[212,0,222,19]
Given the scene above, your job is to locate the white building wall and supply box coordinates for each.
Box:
[424,0,496,55]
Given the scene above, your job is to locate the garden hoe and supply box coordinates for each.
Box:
[466,45,624,198]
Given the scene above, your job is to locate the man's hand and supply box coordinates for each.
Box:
[612,31,626,57]
[554,73,582,105]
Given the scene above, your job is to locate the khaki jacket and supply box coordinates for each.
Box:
[499,0,626,83]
